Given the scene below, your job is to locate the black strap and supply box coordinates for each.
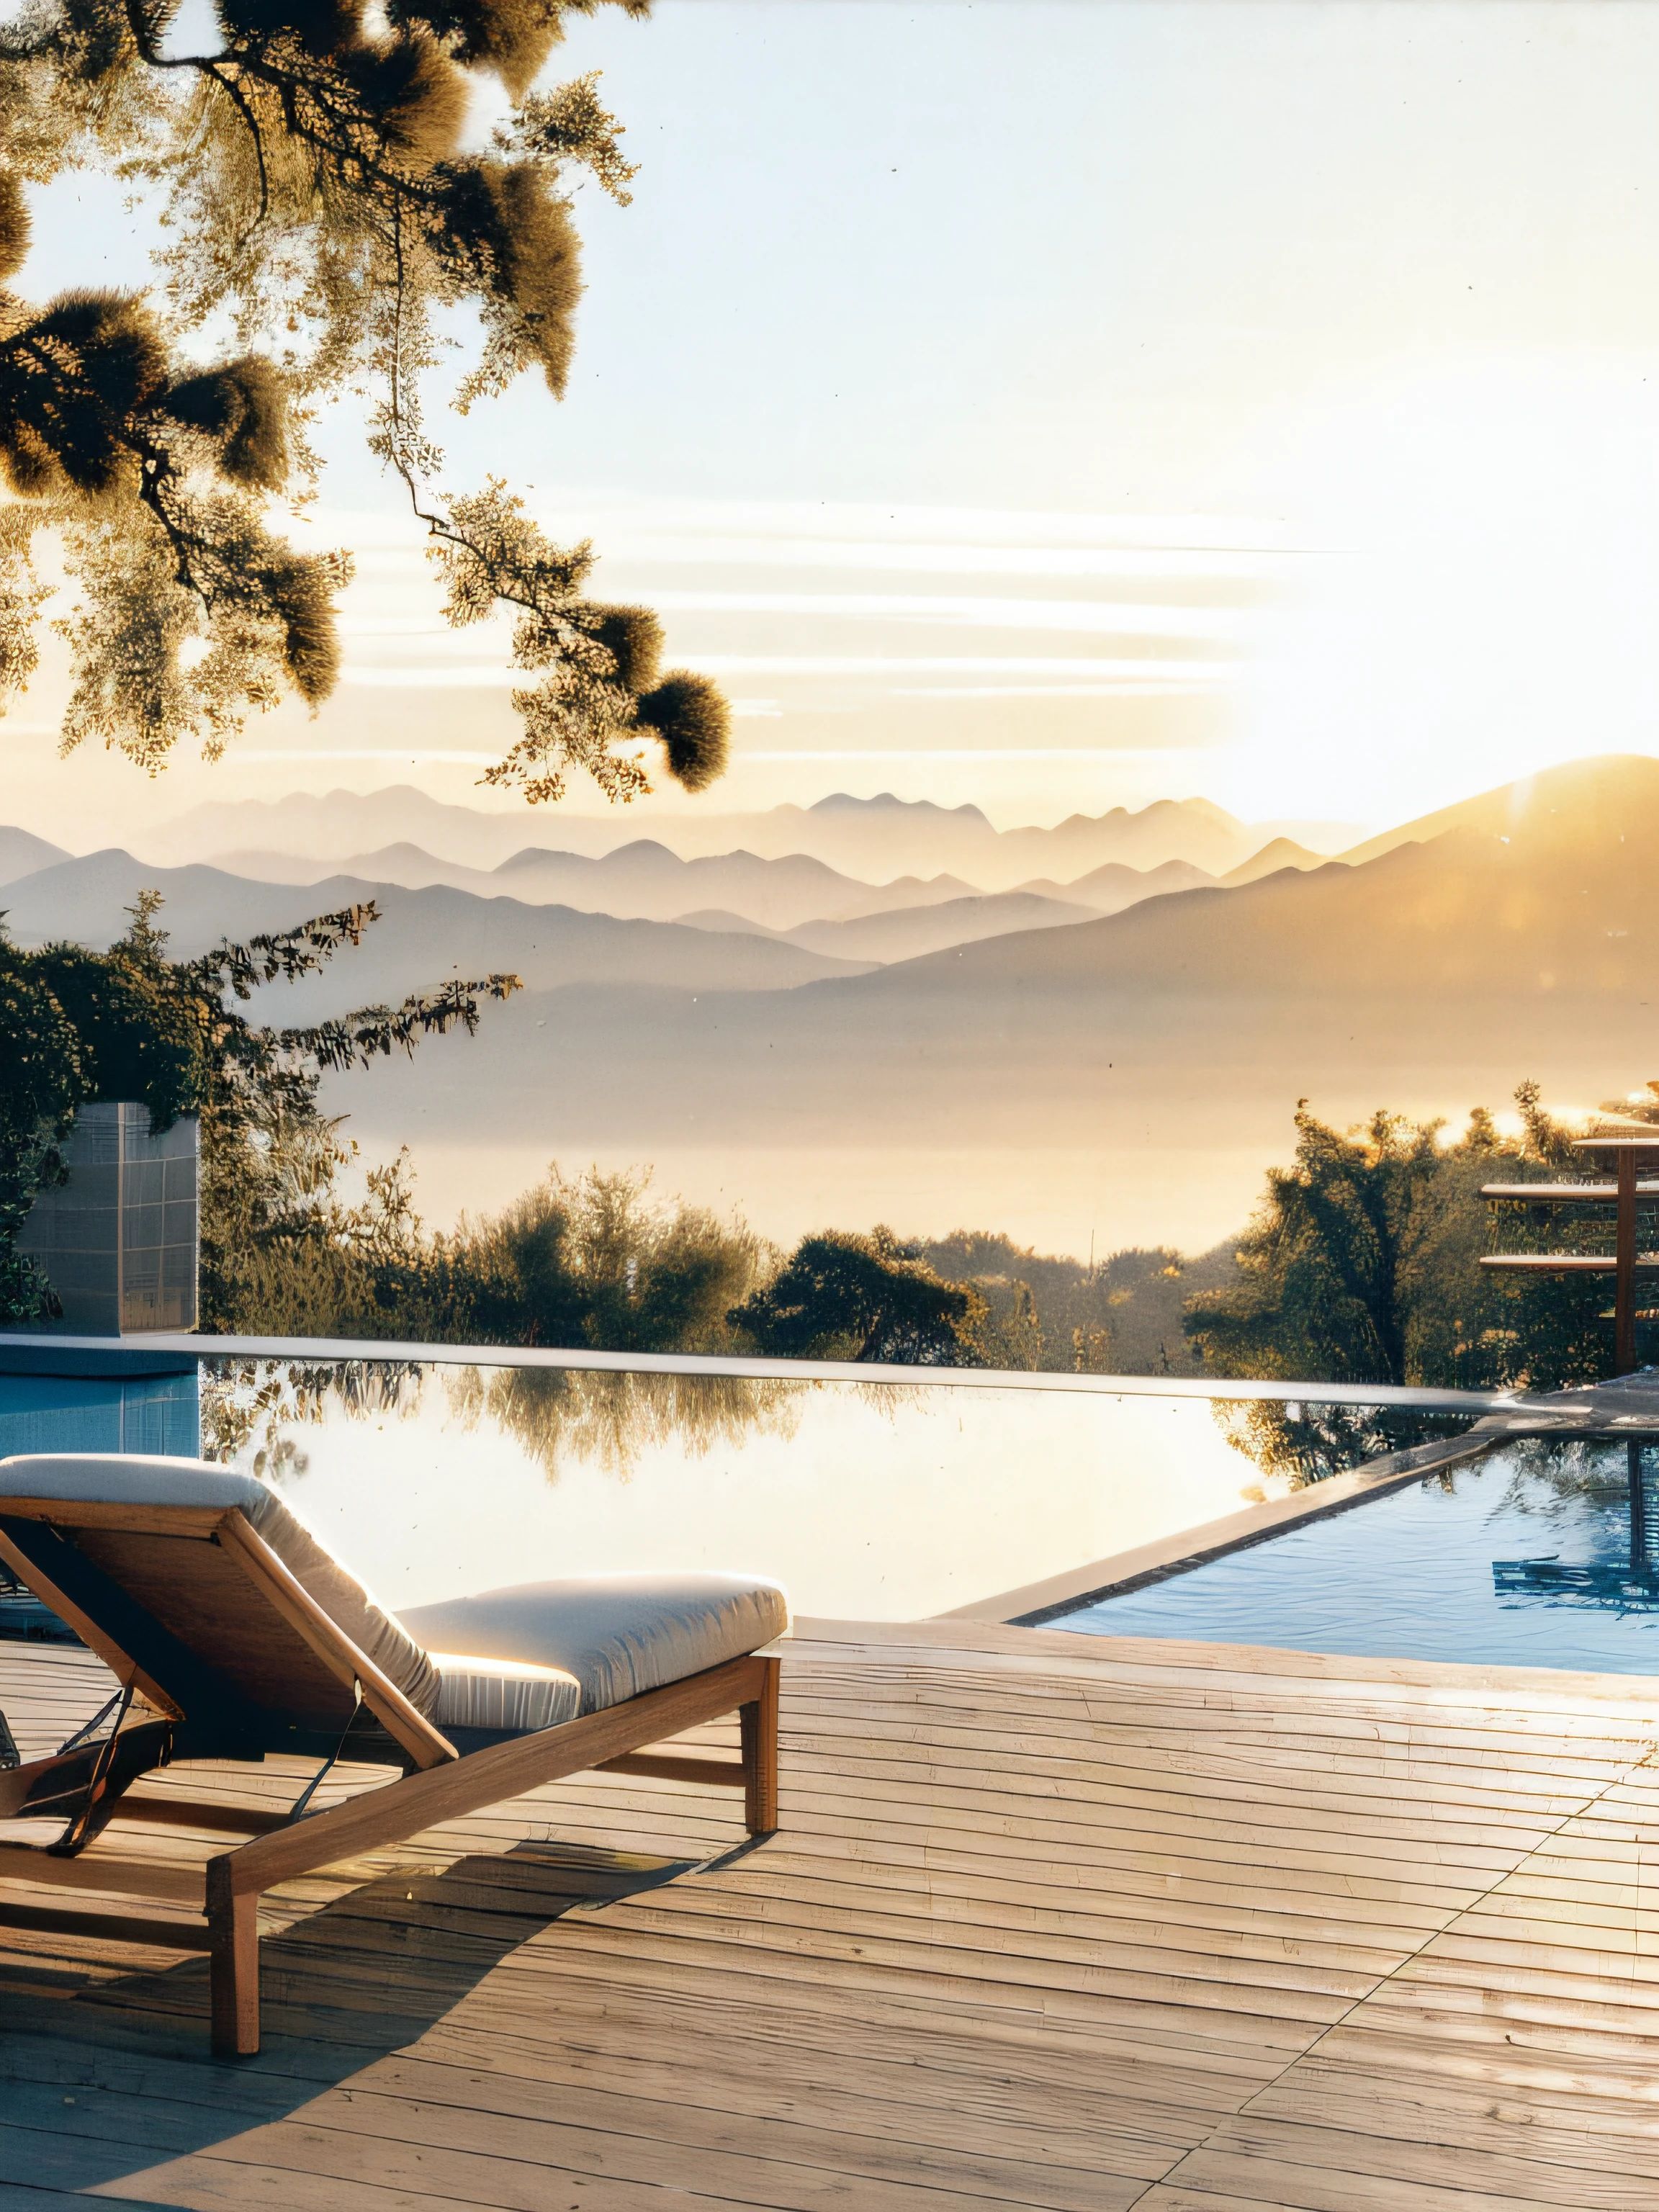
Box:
[287,1677,364,1823]
[55,1689,127,1756]
[49,1682,136,1856]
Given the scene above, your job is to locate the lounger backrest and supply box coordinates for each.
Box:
[0,1455,452,1768]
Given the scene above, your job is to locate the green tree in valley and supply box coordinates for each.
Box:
[440,1165,768,1352]
[729,1228,985,1365]
[205,1145,770,1349]
[1185,1087,1614,1483]
[919,1227,1231,1376]
[1183,1103,1447,1391]
[0,0,726,801]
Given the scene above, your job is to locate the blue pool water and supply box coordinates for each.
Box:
[1055,1439,1659,1674]
[0,1354,202,1639]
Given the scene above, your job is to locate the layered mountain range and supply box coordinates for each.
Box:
[2,753,1650,1252]
[127,785,1354,888]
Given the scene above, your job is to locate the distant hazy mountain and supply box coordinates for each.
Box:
[491,844,969,932]
[673,909,777,940]
[142,788,536,873]
[1218,838,1331,887]
[1336,751,1659,868]
[0,853,876,999]
[805,794,1249,885]
[775,891,1100,965]
[752,792,1357,884]
[204,836,979,932]
[0,826,71,884]
[140,783,1355,890]
[323,752,1659,1246]
[1018,858,1218,909]
[212,842,474,890]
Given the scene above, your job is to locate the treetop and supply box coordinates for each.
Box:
[0,0,727,802]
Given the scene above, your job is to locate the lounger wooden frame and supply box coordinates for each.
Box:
[0,1495,781,2057]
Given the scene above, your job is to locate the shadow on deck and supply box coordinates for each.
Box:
[9,1618,1659,2211]
[0,1843,699,2205]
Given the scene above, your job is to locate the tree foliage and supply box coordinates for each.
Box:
[455,1165,766,1351]
[0,0,729,801]
[230,1154,771,1350]
[728,1227,985,1365]
[918,1228,1230,1375]
[1184,1084,1622,1484]
[0,890,519,1320]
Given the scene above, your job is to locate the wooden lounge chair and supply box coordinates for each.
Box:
[0,1454,786,2056]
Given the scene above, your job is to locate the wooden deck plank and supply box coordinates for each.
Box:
[6,1624,1659,2210]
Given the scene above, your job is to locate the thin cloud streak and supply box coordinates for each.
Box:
[675,654,1244,675]
[336,598,1252,643]
[595,537,1298,582]
[338,655,1244,688]
[643,593,1253,638]
[892,682,1228,698]
[521,496,1313,552]
[240,748,505,762]
[739,748,1223,761]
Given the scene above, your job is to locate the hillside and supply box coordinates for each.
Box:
[320,753,1659,1251]
[0,827,70,884]
[1219,839,1328,886]
[0,855,877,999]
[1336,751,1659,867]
[27,830,1246,938]
[778,891,1099,964]
[1019,858,1218,909]
[134,785,1351,889]
[18,752,1655,1257]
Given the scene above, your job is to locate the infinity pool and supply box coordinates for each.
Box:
[199,1360,1279,1622]
[1054,1437,1659,1673]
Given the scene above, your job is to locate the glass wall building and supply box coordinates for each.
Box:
[15,1104,199,1336]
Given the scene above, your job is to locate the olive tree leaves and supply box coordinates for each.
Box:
[0,0,728,799]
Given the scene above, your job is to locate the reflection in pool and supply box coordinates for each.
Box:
[198,1359,1306,1622]
[1055,1437,1659,1674]
[201,1358,804,1483]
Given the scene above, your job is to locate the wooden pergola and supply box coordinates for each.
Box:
[1482,1129,1659,1375]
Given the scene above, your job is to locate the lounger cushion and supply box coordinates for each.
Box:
[397,1573,788,1715]
[0,1455,440,1717]
[428,1653,581,1735]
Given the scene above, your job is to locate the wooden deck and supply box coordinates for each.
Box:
[7,1616,1659,2210]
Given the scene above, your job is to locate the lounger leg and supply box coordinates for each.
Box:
[206,1857,260,2058]
[739,1656,780,1835]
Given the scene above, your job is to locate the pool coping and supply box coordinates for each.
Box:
[945,1398,1645,1627]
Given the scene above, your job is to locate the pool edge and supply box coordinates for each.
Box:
[945,1426,1503,1627]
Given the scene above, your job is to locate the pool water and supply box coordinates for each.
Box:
[202,1362,1274,1622]
[1054,1438,1659,1675]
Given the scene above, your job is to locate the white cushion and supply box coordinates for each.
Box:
[428,1652,580,1735]
[398,1573,790,1715]
[0,1454,439,1717]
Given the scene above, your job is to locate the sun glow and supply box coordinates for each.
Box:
[1232,361,1659,825]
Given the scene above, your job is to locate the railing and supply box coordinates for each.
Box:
[1483,1130,1659,1372]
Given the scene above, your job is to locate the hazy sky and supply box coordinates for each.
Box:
[17,0,1659,842]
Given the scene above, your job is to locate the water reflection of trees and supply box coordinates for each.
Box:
[445,1364,806,1480]
[1211,1398,1480,1487]
[200,1354,817,1483]
[1485,1436,1629,1523]
[200,1358,426,1475]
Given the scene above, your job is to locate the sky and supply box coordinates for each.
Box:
[14,0,1659,845]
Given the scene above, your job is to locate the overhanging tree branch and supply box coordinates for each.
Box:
[0,0,729,799]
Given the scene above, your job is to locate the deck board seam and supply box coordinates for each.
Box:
[1124,1737,1659,2208]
